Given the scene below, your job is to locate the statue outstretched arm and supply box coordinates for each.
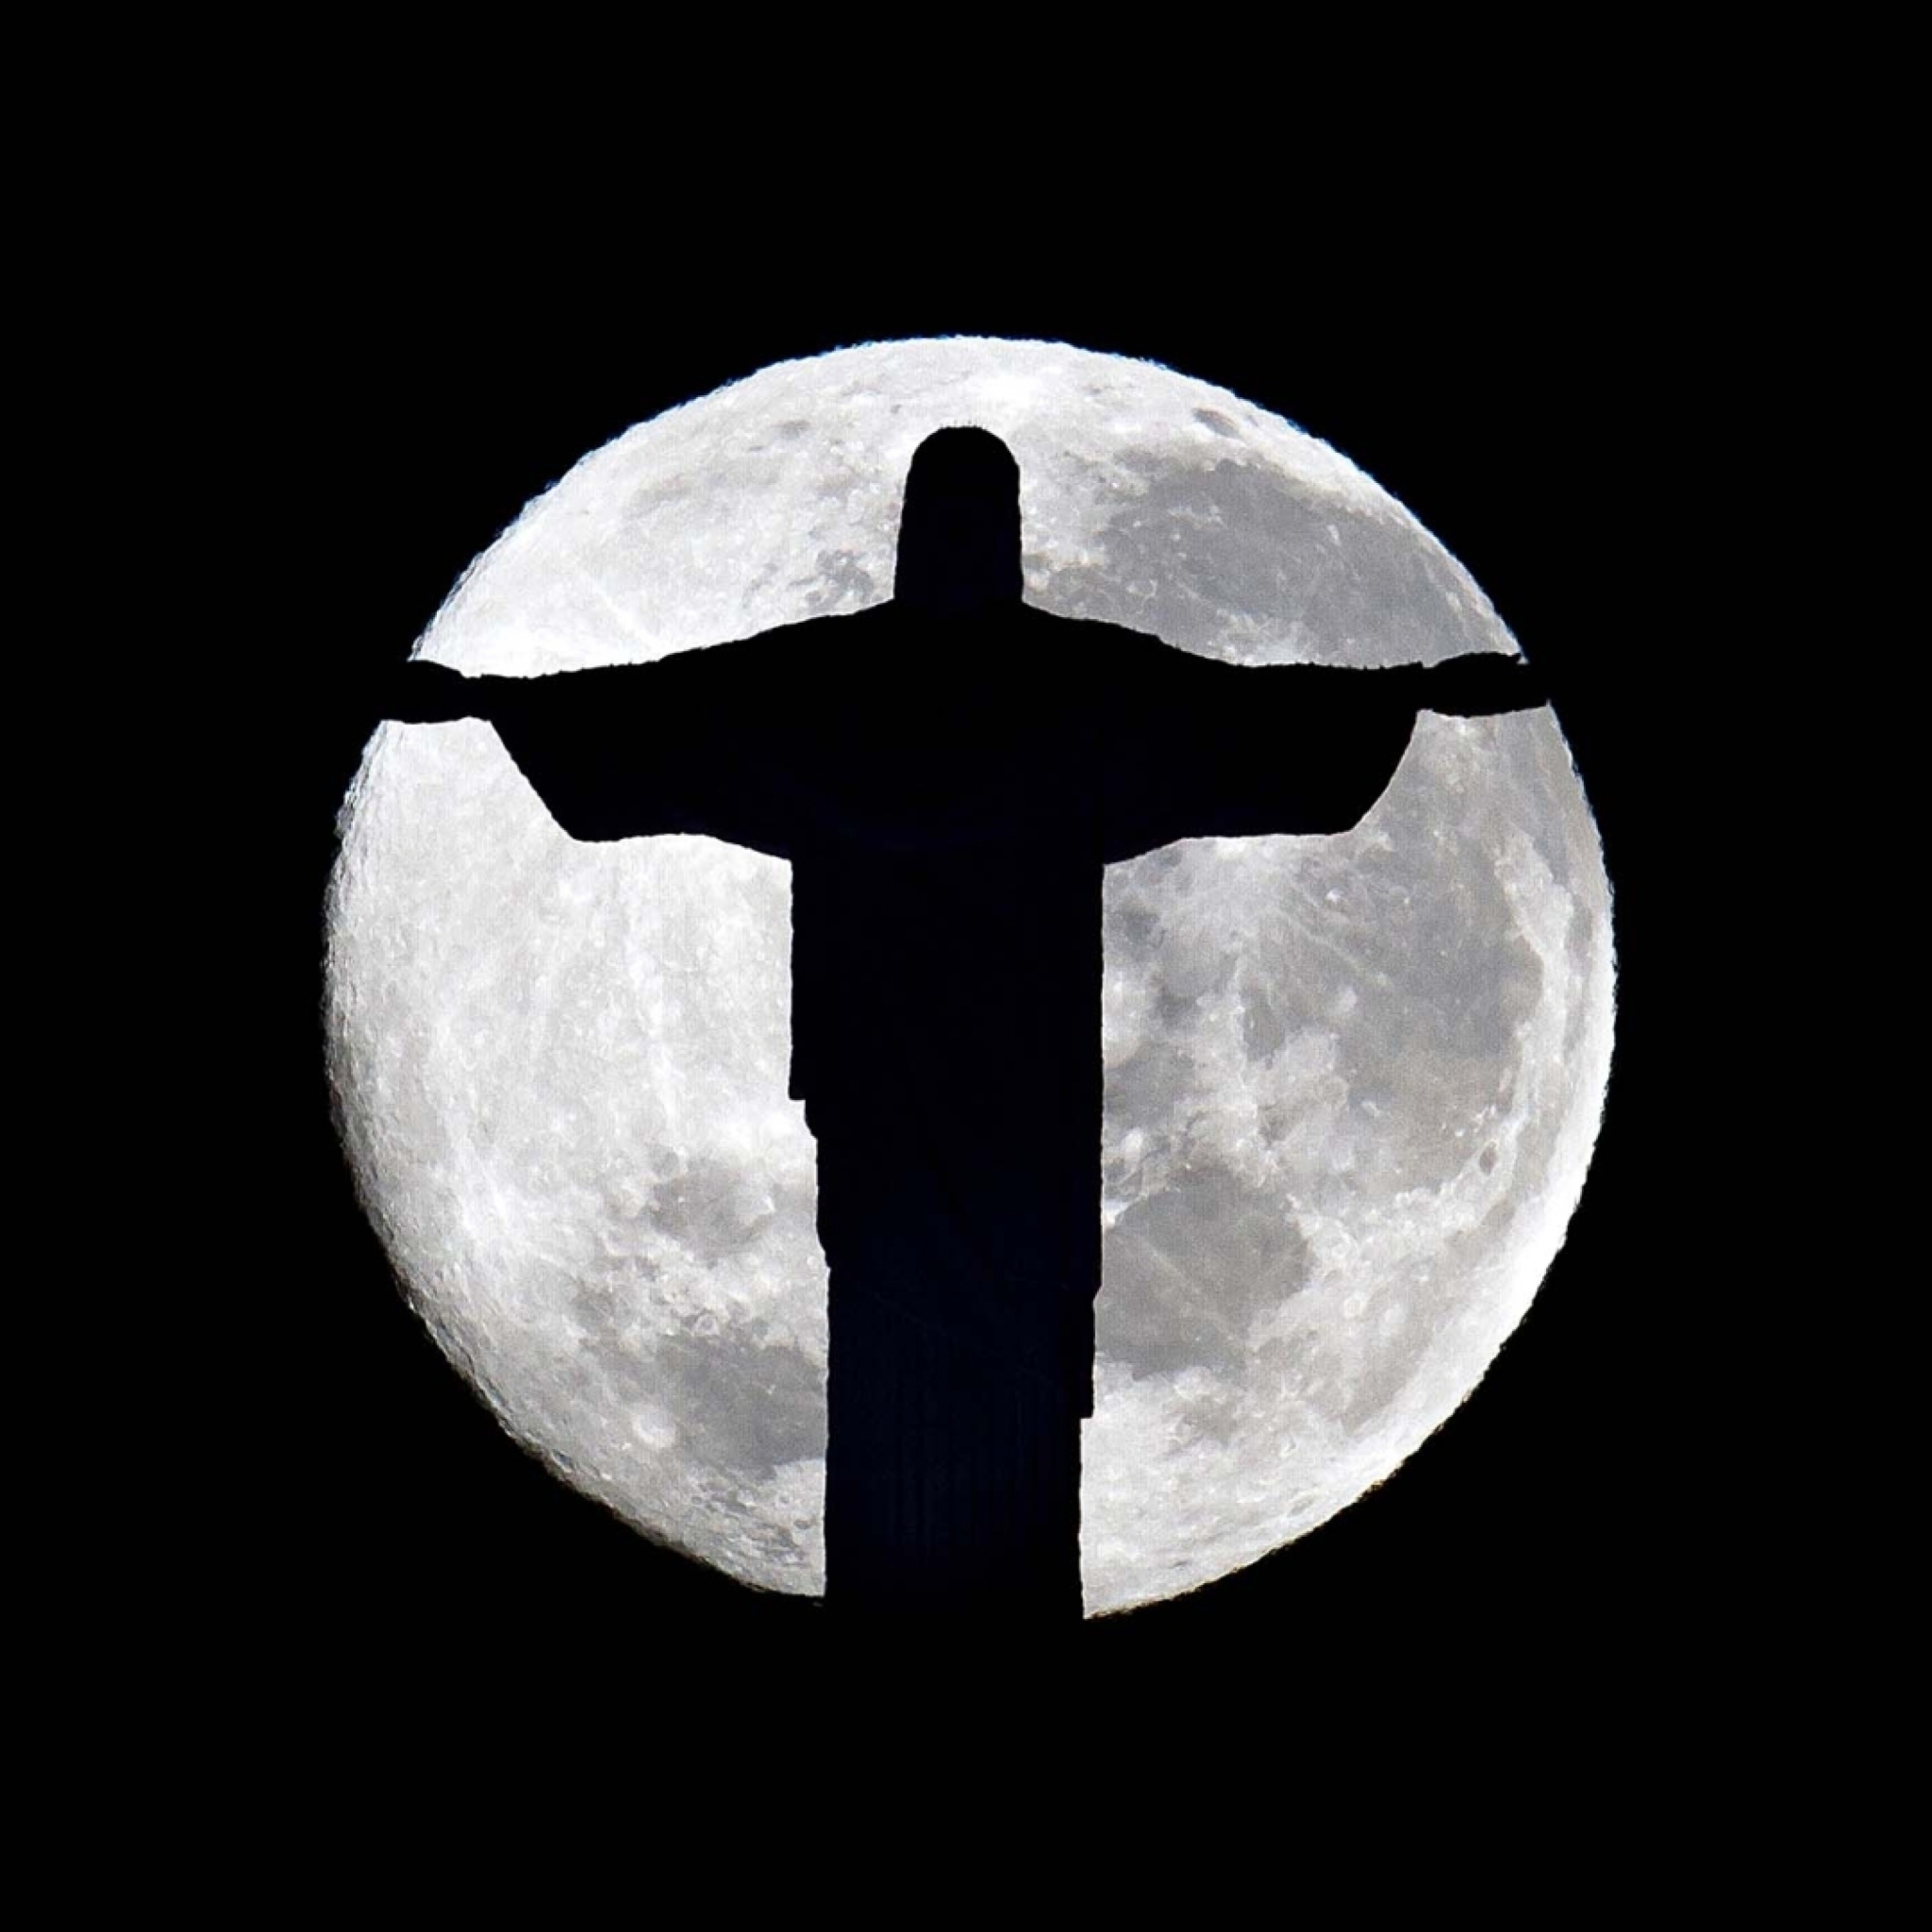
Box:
[1407,653,1548,719]
[1101,645,1547,860]
[377,648,805,858]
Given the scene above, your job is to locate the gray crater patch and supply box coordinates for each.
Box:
[1238,976,1290,1061]
[1100,1166,1312,1377]
[1105,1035,1196,1138]
[802,549,878,611]
[650,1324,824,1474]
[650,1156,777,1266]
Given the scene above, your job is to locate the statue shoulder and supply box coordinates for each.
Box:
[1014,602,1180,660]
[694,601,891,673]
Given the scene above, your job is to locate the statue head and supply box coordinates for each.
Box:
[893,427,1024,615]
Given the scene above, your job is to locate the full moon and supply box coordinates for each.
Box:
[327,339,1613,1616]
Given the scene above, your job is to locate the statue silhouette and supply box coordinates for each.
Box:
[382,428,1545,1623]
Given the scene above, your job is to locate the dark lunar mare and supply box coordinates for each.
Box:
[385,428,1543,1622]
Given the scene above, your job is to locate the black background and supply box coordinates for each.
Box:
[248,242,1714,1739]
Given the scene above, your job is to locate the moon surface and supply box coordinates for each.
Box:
[326,339,1613,1615]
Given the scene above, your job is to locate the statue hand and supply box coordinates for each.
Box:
[381,658,477,724]
[1424,655,1548,718]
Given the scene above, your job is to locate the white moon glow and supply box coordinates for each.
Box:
[326,339,1613,1616]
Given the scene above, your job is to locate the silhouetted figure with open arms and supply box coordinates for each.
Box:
[383,429,1544,1624]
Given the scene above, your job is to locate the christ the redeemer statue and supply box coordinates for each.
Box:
[384,428,1544,1623]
